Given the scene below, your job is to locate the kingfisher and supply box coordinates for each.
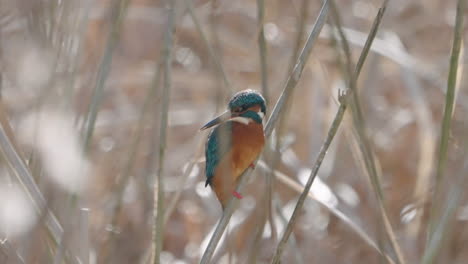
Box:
[200,89,266,209]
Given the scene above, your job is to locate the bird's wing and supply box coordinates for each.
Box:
[205,122,232,186]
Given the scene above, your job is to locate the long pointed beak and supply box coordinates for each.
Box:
[200,110,231,130]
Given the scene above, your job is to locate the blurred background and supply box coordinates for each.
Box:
[0,0,467,263]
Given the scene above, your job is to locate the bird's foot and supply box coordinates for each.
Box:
[232,191,243,199]
[338,88,352,105]
[249,163,256,169]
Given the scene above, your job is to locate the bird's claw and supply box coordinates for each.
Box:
[232,191,243,199]
[338,89,351,104]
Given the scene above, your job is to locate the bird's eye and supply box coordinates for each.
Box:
[234,106,244,113]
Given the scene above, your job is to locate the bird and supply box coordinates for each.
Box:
[200,89,266,209]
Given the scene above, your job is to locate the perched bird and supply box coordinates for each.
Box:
[200,90,266,209]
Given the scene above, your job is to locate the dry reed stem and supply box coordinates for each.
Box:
[151,1,176,263]
[426,0,466,254]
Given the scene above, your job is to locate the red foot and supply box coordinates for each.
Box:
[249,163,255,169]
[232,191,243,199]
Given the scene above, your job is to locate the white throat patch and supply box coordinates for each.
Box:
[230,116,251,125]
[230,111,264,125]
[258,111,264,120]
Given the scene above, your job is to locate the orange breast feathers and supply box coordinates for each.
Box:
[210,121,265,208]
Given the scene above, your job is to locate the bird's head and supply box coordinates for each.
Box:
[200,89,266,130]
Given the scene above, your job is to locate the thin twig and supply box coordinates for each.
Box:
[354,1,388,78]
[82,0,129,151]
[257,0,269,104]
[273,199,305,264]
[99,63,162,264]
[260,0,311,251]
[402,68,436,237]
[245,194,269,264]
[244,1,272,261]
[422,159,468,264]
[270,89,349,264]
[0,104,63,253]
[330,1,406,263]
[0,240,26,264]
[199,1,330,263]
[163,138,205,225]
[184,0,232,93]
[263,0,329,138]
[270,1,393,262]
[257,161,396,264]
[151,1,176,263]
[426,0,466,244]
[288,0,310,75]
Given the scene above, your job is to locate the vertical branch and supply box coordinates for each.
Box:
[78,208,89,264]
[98,64,162,264]
[422,161,467,264]
[82,0,129,150]
[152,1,176,263]
[257,0,269,103]
[273,199,305,264]
[426,0,465,247]
[263,0,329,138]
[77,2,128,263]
[266,0,310,247]
[163,139,205,225]
[288,0,310,74]
[184,0,232,93]
[245,1,272,261]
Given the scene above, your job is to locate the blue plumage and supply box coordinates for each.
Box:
[228,90,266,114]
[205,123,232,186]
